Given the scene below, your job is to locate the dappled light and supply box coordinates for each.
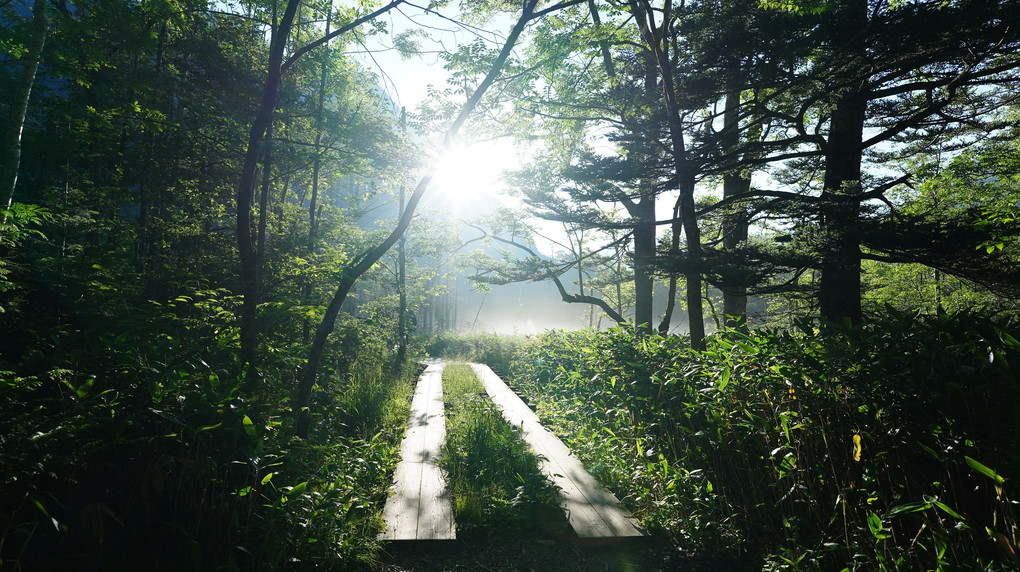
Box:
[2,0,1020,569]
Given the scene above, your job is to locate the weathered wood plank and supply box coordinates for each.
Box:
[379,361,455,540]
[470,363,644,538]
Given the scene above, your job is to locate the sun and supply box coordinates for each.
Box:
[432,139,517,214]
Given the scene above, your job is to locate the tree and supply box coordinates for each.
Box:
[745,0,1020,323]
[1,0,47,243]
[295,0,588,437]
[235,0,403,383]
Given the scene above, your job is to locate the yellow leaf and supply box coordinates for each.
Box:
[852,434,862,462]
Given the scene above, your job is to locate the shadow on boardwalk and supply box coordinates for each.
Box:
[378,536,760,571]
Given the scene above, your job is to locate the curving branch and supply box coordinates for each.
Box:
[296,0,552,438]
[463,222,629,325]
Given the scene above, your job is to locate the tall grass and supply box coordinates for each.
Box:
[440,363,565,538]
[437,313,1020,570]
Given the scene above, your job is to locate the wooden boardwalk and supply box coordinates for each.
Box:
[379,360,456,540]
[470,363,645,538]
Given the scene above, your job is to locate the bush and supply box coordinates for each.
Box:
[484,313,1020,570]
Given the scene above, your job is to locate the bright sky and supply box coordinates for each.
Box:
[350,4,677,257]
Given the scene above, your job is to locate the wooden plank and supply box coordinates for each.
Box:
[379,360,455,540]
[470,363,644,538]
[417,460,455,539]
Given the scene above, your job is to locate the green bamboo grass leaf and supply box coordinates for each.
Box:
[32,497,64,531]
[885,501,929,518]
[868,512,891,539]
[242,415,257,440]
[717,367,731,391]
[965,456,1005,484]
[932,500,965,520]
[287,482,308,498]
[75,377,95,399]
[1000,330,1020,348]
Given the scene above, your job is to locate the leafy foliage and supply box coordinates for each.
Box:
[0,282,416,569]
[442,314,1020,569]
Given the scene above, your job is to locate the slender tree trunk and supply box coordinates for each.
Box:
[631,0,705,349]
[588,0,616,78]
[1,0,47,242]
[396,173,407,363]
[632,194,655,333]
[237,0,298,384]
[657,201,681,334]
[818,0,867,325]
[721,72,749,329]
[308,5,331,248]
[237,0,402,382]
[302,7,332,344]
[256,123,274,281]
[295,0,540,437]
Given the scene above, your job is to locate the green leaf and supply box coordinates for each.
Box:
[717,367,731,391]
[932,500,965,520]
[261,472,274,486]
[75,377,95,399]
[287,481,309,498]
[965,456,1005,484]
[886,501,930,518]
[31,498,64,531]
[242,415,257,440]
[867,511,890,539]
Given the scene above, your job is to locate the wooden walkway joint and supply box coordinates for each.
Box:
[379,360,456,540]
[470,363,645,539]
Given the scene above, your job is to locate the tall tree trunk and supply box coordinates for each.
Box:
[818,0,867,325]
[295,0,540,437]
[721,70,749,329]
[630,0,706,349]
[628,50,658,335]
[237,0,402,382]
[1,0,47,242]
[237,0,298,385]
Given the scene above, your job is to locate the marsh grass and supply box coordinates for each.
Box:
[440,363,566,538]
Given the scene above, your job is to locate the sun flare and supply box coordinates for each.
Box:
[432,140,517,213]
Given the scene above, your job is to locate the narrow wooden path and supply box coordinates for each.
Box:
[470,363,645,539]
[379,360,455,540]
[379,360,643,541]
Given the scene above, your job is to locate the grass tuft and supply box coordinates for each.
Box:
[440,363,565,538]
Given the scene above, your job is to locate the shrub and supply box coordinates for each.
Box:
[486,313,1020,570]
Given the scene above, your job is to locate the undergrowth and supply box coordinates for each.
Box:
[439,363,565,539]
[433,311,1020,570]
[0,291,416,570]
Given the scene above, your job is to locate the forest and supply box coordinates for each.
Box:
[1,0,1019,569]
